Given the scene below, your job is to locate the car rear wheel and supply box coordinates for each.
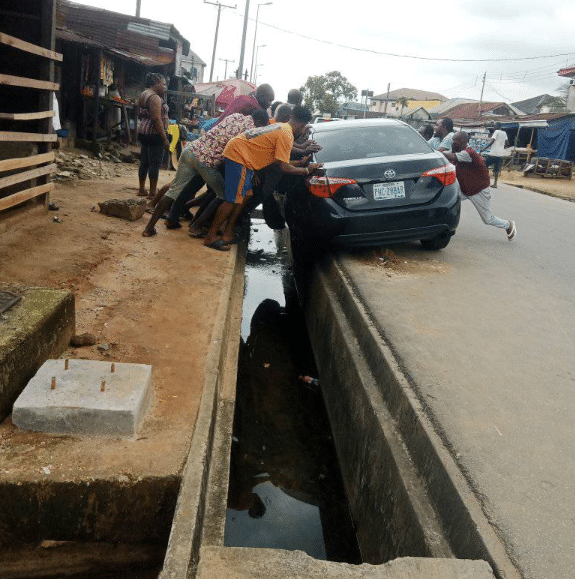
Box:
[420,232,451,250]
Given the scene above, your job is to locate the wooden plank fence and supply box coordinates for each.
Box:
[0,11,61,214]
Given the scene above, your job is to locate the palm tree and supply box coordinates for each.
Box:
[397,97,409,118]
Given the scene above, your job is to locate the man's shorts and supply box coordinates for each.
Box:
[224,158,253,204]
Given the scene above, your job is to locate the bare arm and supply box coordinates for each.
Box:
[277,160,323,176]
[148,94,170,148]
[481,137,495,153]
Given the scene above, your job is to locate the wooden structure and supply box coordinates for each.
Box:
[529,158,573,180]
[0,2,60,214]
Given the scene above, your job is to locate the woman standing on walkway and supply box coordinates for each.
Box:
[137,73,170,199]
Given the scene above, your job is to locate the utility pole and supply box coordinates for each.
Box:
[383,83,390,116]
[249,2,272,83]
[478,72,486,118]
[237,0,250,79]
[361,89,373,119]
[135,0,141,17]
[205,1,237,82]
[219,58,234,79]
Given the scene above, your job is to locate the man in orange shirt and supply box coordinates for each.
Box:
[204,105,322,251]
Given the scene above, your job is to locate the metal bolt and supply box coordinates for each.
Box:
[101,380,106,392]
[111,363,115,373]
[51,377,56,390]
[65,359,69,370]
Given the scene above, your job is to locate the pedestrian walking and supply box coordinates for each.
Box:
[481,122,509,188]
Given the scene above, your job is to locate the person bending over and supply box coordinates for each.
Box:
[203,105,322,251]
[142,110,269,237]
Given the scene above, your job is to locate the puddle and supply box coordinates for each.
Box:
[224,217,361,563]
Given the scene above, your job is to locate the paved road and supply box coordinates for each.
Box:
[340,184,575,579]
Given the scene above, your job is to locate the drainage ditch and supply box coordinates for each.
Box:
[223,216,361,564]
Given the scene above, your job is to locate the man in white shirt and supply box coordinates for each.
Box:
[481,122,509,188]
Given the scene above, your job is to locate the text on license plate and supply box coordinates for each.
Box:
[373,181,405,200]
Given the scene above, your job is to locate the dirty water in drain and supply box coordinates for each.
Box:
[224,216,361,564]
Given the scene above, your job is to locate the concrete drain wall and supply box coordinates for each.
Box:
[161,237,501,579]
[0,288,75,422]
[0,475,179,548]
[301,256,520,579]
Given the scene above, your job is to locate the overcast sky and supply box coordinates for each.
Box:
[75,0,575,104]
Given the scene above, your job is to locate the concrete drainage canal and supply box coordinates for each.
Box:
[160,213,500,579]
[223,217,361,564]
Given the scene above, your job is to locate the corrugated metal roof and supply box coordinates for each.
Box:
[127,22,172,42]
[438,101,519,120]
[56,26,104,48]
[109,48,172,67]
[372,88,447,102]
[57,0,192,59]
[456,112,575,128]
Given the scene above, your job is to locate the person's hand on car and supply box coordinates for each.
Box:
[307,162,323,175]
[304,140,322,154]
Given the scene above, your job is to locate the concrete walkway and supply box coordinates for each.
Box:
[330,183,575,579]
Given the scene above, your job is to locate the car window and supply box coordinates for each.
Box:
[313,125,433,163]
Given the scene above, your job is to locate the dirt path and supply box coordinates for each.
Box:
[0,166,235,482]
[500,169,575,201]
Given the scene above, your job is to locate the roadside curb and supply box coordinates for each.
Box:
[501,180,574,203]
[159,242,246,579]
[304,255,522,579]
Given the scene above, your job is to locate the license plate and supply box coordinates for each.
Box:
[373,181,405,200]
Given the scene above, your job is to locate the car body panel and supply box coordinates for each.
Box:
[283,119,461,249]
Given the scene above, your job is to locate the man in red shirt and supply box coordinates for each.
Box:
[214,84,275,126]
[443,132,516,240]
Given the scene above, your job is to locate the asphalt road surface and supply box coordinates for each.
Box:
[340,183,575,579]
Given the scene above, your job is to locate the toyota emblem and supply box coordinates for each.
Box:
[384,169,396,179]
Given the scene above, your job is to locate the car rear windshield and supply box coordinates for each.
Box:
[313,125,433,163]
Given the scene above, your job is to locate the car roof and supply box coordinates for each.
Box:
[310,118,407,132]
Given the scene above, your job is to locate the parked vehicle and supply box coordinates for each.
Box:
[282,118,460,252]
[312,116,342,124]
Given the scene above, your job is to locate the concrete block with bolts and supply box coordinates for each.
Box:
[12,359,152,437]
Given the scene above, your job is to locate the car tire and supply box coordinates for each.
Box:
[420,232,451,250]
[262,195,286,230]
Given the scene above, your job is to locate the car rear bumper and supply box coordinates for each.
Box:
[329,224,454,248]
[284,183,461,249]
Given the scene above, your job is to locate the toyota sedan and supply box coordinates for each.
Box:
[282,118,461,252]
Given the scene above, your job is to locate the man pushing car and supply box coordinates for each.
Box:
[203,105,323,251]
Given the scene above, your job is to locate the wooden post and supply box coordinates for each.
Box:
[38,0,56,211]
[93,49,103,144]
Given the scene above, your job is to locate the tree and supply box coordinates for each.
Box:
[396,96,409,118]
[301,71,358,116]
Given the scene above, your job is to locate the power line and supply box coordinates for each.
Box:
[233,12,575,63]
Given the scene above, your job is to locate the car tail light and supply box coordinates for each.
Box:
[308,177,357,198]
[422,163,457,186]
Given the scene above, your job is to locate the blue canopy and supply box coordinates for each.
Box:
[537,117,575,161]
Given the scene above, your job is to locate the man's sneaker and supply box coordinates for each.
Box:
[507,220,516,241]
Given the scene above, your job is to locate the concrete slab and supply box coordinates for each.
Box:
[0,287,75,421]
[12,359,152,436]
[196,547,496,579]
